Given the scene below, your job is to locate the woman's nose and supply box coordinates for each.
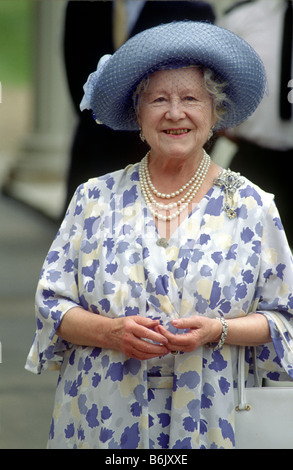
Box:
[165,98,186,120]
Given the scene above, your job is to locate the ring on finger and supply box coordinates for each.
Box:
[171,350,179,355]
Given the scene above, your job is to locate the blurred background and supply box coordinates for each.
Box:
[0,0,288,449]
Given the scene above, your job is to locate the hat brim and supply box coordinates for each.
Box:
[86,21,266,131]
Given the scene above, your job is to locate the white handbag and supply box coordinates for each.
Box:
[235,346,293,449]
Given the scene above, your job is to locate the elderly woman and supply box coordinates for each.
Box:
[26,22,293,449]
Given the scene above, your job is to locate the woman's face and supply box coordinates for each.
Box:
[137,67,216,161]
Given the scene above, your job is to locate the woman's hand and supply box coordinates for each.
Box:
[109,316,170,359]
[155,313,272,353]
[57,308,169,359]
[155,316,222,353]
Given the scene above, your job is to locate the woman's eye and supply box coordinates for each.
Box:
[184,96,196,102]
[153,97,166,103]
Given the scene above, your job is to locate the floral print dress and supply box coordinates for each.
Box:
[25,161,293,449]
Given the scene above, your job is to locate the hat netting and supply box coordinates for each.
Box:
[82,21,266,131]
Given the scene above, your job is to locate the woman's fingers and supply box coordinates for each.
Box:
[154,324,192,351]
[135,325,168,346]
[117,316,169,359]
[123,335,169,359]
[156,316,223,353]
[127,339,169,359]
[155,321,203,352]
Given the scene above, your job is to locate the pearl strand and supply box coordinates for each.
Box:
[141,154,209,209]
[140,150,210,203]
[139,150,211,221]
[143,150,206,199]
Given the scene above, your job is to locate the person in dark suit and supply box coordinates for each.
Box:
[63,1,215,209]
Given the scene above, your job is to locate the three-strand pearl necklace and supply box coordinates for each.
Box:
[139,150,211,221]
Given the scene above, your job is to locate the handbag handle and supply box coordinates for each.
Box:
[236,312,293,412]
[236,346,261,411]
[236,346,250,411]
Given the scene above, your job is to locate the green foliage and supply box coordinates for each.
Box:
[0,0,33,84]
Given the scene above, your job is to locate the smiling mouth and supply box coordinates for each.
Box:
[164,129,190,135]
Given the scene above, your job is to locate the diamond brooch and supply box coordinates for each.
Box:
[214,169,244,219]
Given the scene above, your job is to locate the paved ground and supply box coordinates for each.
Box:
[0,194,59,449]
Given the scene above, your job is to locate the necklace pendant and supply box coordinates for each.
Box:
[156,238,169,248]
[227,208,237,219]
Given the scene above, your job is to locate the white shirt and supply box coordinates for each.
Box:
[219,0,293,150]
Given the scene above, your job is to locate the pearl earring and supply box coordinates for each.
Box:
[208,128,214,140]
[139,130,146,142]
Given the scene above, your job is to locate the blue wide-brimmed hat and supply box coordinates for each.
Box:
[80,21,266,131]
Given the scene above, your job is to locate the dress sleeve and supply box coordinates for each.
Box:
[25,184,87,374]
[255,199,293,379]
